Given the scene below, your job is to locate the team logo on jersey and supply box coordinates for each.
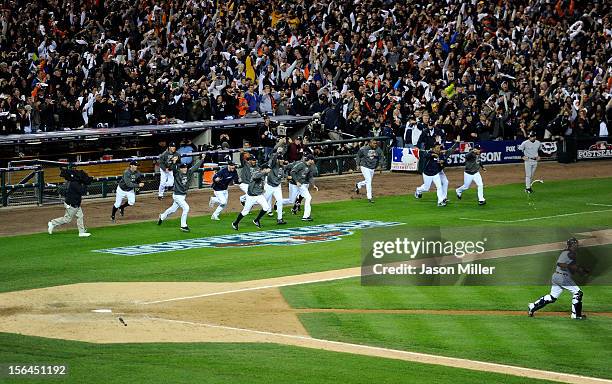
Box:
[93,220,403,256]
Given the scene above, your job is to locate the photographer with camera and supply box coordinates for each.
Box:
[259,115,278,161]
[47,169,93,237]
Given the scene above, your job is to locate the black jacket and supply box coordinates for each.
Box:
[65,180,87,208]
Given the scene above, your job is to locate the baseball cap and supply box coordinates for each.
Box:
[179,163,188,169]
[528,132,536,137]
[305,154,315,161]
[169,142,177,147]
[473,144,481,150]
[129,160,139,166]
[295,136,303,141]
[247,154,258,161]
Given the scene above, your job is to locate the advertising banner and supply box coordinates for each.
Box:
[391,140,559,172]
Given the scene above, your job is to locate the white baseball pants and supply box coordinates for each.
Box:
[357,166,375,199]
[241,194,270,216]
[238,183,248,203]
[264,184,284,219]
[416,174,444,204]
[211,190,229,217]
[161,194,190,227]
[456,172,485,201]
[114,186,135,208]
[298,184,312,218]
[159,169,174,197]
[524,160,538,188]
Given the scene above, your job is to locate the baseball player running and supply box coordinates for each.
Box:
[264,151,289,225]
[157,154,204,232]
[289,154,317,221]
[415,142,457,206]
[209,162,239,220]
[455,144,486,205]
[238,152,258,206]
[158,142,178,200]
[48,169,92,237]
[518,132,542,193]
[232,164,272,230]
[528,238,588,319]
[111,160,144,222]
[355,139,384,203]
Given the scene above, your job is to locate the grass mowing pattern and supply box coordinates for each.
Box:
[0,333,554,384]
[298,312,612,379]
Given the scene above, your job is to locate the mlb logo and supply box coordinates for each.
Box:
[459,142,473,152]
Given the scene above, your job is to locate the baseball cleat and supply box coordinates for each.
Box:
[47,222,54,235]
[571,314,587,320]
[231,222,239,231]
[302,217,313,222]
[119,207,125,217]
[78,232,91,237]
[240,200,245,206]
[456,192,462,200]
[157,215,163,225]
[478,200,486,206]
[252,219,262,228]
[443,198,448,204]
[211,215,220,221]
[208,197,214,208]
[527,303,535,317]
[277,219,287,225]
[111,215,116,223]
[414,190,422,199]
[267,211,274,217]
[525,188,533,194]
[180,226,190,232]
[354,183,359,194]
[437,202,447,207]
[368,199,374,203]
[157,196,163,200]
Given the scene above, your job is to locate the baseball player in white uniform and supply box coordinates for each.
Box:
[518,132,542,193]
[354,140,384,203]
[528,238,588,319]
[238,152,258,205]
[232,164,271,230]
[456,144,486,205]
[111,160,144,222]
[158,142,178,199]
[208,162,239,220]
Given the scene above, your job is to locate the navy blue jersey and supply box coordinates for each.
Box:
[212,166,239,191]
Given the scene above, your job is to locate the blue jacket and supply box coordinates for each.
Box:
[212,167,239,191]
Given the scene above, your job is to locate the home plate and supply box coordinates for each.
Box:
[92,309,113,313]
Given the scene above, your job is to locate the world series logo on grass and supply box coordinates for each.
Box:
[94,220,403,256]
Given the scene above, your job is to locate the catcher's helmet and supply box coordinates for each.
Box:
[567,237,579,248]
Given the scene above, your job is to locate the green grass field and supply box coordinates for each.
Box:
[1,177,611,383]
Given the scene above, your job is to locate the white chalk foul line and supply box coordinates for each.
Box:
[587,203,612,207]
[460,209,612,223]
[139,273,360,305]
[146,316,611,384]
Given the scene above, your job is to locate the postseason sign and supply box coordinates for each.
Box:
[391,140,558,172]
[577,141,612,160]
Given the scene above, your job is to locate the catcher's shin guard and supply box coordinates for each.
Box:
[531,294,557,312]
[571,290,583,318]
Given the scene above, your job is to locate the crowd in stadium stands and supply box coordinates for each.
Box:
[0,0,610,148]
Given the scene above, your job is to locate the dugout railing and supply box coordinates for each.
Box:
[305,136,393,175]
[0,136,394,207]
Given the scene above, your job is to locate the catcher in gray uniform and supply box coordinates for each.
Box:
[528,238,589,319]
